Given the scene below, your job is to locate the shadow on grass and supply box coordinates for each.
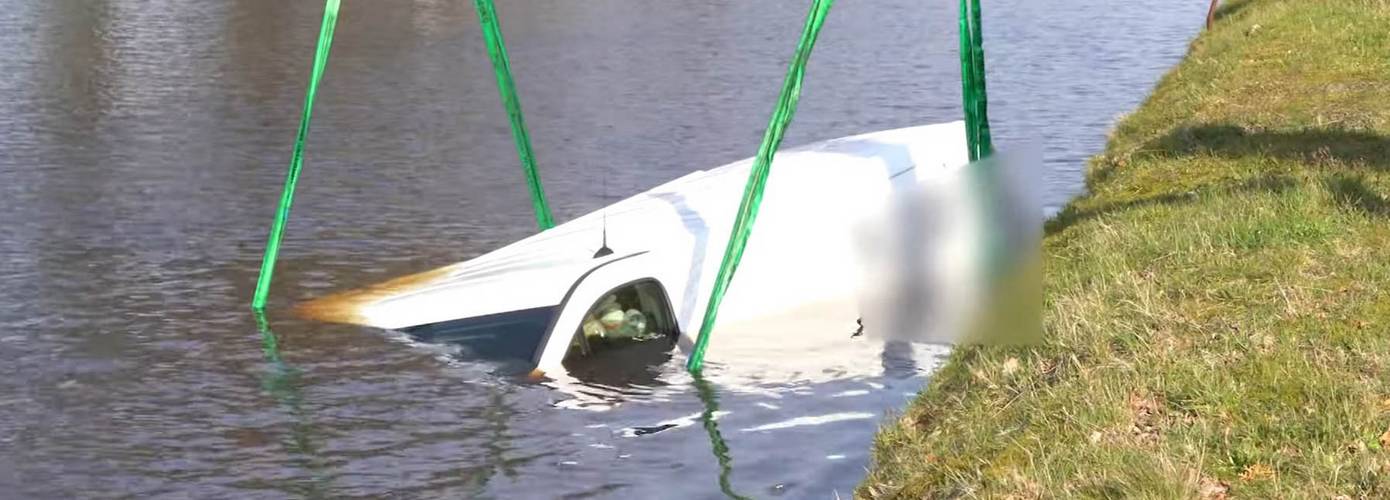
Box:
[1325,174,1390,218]
[1143,125,1390,170]
[1047,173,1297,234]
[1214,0,1257,23]
[1090,124,1390,188]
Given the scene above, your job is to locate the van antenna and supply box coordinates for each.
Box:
[593,162,614,259]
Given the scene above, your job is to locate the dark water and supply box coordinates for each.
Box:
[0,1,1202,497]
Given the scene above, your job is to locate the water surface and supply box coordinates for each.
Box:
[0,0,1203,497]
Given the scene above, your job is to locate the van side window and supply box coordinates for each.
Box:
[566,280,676,359]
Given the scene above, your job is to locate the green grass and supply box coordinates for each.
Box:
[859,0,1390,497]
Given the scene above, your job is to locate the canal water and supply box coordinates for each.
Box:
[0,0,1203,497]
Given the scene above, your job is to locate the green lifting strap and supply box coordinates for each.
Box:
[958,0,1011,289]
[685,0,835,373]
[473,0,556,231]
[252,0,341,311]
[255,310,287,369]
[959,0,993,161]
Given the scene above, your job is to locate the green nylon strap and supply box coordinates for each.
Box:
[969,0,992,158]
[959,0,992,161]
[685,0,835,373]
[958,0,976,160]
[473,0,555,231]
[255,311,280,363]
[252,0,341,310]
[957,0,1008,288]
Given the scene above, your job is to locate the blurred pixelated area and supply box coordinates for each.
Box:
[853,145,1042,346]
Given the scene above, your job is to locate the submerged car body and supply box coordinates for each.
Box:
[297,122,976,376]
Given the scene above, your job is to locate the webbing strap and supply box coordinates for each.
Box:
[252,0,341,310]
[958,0,1009,288]
[960,0,993,161]
[473,0,555,230]
[685,0,835,373]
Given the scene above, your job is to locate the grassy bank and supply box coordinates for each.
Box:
[860,0,1390,497]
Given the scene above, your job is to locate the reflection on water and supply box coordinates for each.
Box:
[693,374,750,500]
[254,312,332,498]
[0,0,1204,497]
